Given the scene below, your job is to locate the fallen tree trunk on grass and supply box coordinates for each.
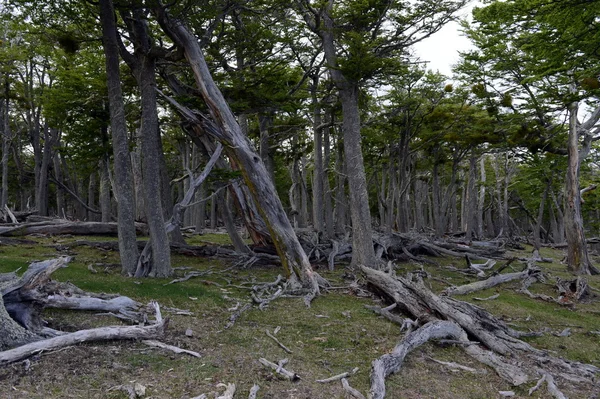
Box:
[370,320,464,399]
[0,220,148,237]
[0,257,167,363]
[0,311,167,366]
[361,266,598,395]
[444,266,542,296]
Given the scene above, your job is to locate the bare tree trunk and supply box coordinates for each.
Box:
[36,124,52,216]
[1,84,10,209]
[338,85,376,267]
[195,180,206,233]
[132,133,144,221]
[122,8,171,277]
[311,76,324,233]
[323,121,335,239]
[258,114,275,183]
[218,189,251,254]
[466,152,478,240]
[334,137,347,236]
[565,95,597,274]
[0,295,38,351]
[53,147,65,217]
[477,156,486,238]
[99,0,140,275]
[533,179,550,251]
[99,156,111,223]
[88,171,97,221]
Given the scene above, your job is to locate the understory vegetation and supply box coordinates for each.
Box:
[0,233,598,399]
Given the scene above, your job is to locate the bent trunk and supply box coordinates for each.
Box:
[153,8,318,295]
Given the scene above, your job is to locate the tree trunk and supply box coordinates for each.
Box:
[258,114,275,183]
[339,86,376,266]
[311,76,325,233]
[323,120,335,239]
[99,156,111,223]
[477,156,486,238]
[99,0,140,275]
[334,137,348,236]
[466,152,478,240]
[1,85,10,209]
[0,294,38,351]
[218,189,251,254]
[36,124,52,216]
[123,9,171,278]
[565,96,597,274]
[53,147,65,217]
[153,8,319,296]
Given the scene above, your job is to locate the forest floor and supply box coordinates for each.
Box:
[0,232,599,399]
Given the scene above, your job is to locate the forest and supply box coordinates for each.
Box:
[0,0,599,398]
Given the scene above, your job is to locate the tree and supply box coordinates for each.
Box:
[296,0,465,268]
[151,2,320,301]
[461,0,600,274]
[99,0,140,275]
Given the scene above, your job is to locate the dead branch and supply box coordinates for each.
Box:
[425,356,482,373]
[258,357,300,381]
[444,266,541,296]
[142,339,201,358]
[0,307,167,366]
[216,382,236,399]
[316,367,359,383]
[247,384,260,399]
[266,329,292,353]
[341,378,366,399]
[364,303,406,327]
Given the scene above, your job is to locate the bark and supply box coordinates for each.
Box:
[564,94,597,275]
[465,152,478,239]
[121,8,171,277]
[0,315,167,367]
[218,189,251,254]
[311,75,325,233]
[444,267,540,296]
[99,155,112,223]
[361,266,598,387]
[533,179,551,251]
[152,9,319,298]
[477,156,486,238]
[0,220,146,236]
[334,137,348,235]
[36,124,52,216]
[370,320,464,399]
[1,83,10,209]
[0,294,38,351]
[99,0,140,275]
[323,115,335,239]
[258,114,275,183]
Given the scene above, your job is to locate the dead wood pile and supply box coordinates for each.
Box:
[0,257,167,366]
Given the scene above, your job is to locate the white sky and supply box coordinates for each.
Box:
[412,2,480,77]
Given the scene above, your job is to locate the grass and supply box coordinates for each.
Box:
[0,233,599,398]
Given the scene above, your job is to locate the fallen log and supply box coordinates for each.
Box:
[370,320,464,399]
[361,266,599,389]
[0,312,167,366]
[0,220,148,237]
[444,266,541,296]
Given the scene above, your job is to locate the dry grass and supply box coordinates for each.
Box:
[0,234,598,398]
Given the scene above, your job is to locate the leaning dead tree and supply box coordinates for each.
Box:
[0,257,167,364]
[152,4,321,303]
[362,266,598,398]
